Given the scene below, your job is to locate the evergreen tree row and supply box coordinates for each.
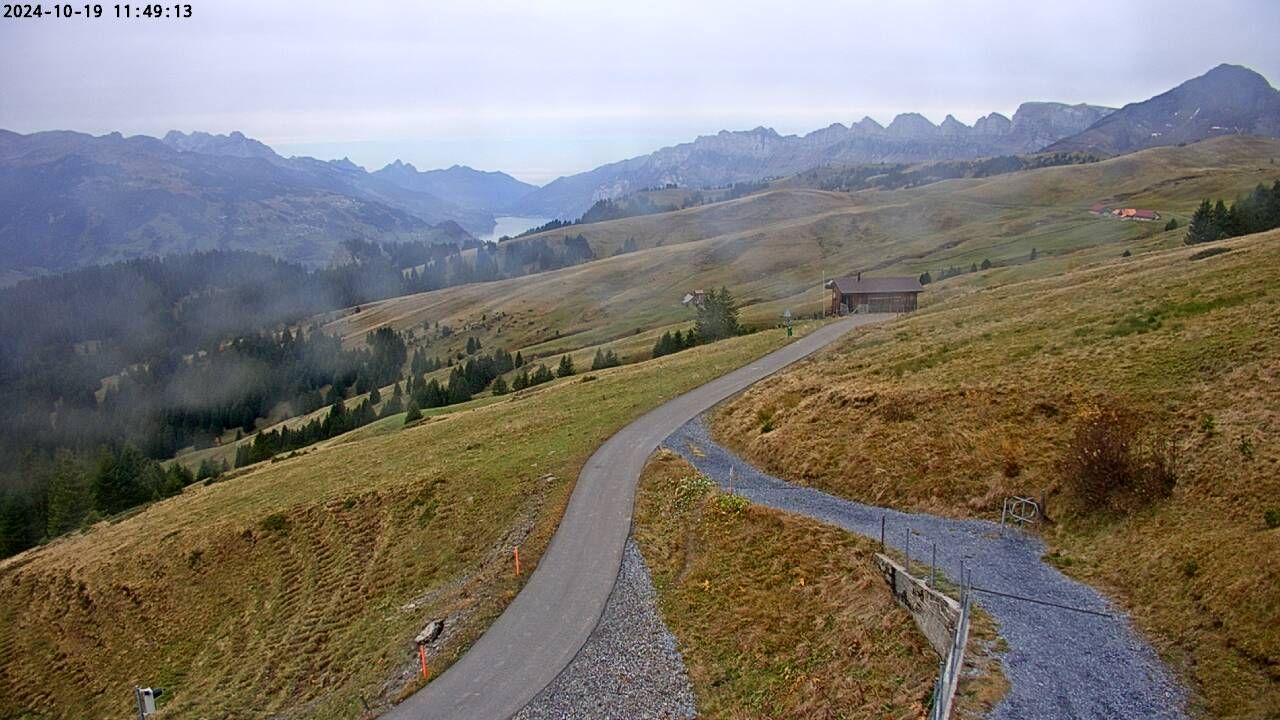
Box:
[0,445,196,559]
[1185,180,1280,245]
[652,329,700,358]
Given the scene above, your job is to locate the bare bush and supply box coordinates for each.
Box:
[1059,405,1178,513]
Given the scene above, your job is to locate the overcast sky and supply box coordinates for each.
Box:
[2,0,1277,184]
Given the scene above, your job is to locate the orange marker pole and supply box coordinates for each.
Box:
[418,643,430,679]
[514,546,522,576]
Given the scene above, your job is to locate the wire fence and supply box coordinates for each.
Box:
[928,567,972,720]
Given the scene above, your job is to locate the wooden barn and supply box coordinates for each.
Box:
[826,274,924,314]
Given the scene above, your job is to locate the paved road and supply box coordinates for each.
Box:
[384,314,887,720]
[666,418,1188,720]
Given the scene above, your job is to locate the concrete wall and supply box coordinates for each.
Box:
[873,553,960,657]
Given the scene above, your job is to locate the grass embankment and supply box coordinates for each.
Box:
[712,231,1280,717]
[0,327,800,720]
[633,450,938,719]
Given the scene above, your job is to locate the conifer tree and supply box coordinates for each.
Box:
[404,401,422,424]
[45,450,91,537]
[1185,199,1218,245]
[557,354,575,377]
[492,376,510,395]
[530,364,554,385]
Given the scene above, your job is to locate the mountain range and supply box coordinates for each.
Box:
[511,101,1116,218]
[1046,64,1280,154]
[2,63,1277,284]
[514,64,1280,219]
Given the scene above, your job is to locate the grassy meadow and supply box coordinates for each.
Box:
[712,230,1280,717]
[0,327,801,719]
[321,136,1280,367]
[633,450,940,719]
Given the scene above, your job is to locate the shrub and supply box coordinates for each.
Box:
[1199,415,1217,436]
[1059,406,1178,514]
[757,408,776,433]
[714,493,749,515]
[259,513,290,536]
[1265,509,1280,530]
[675,474,716,508]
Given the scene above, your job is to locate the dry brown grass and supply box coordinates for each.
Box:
[0,328,796,720]
[633,450,937,719]
[712,230,1280,717]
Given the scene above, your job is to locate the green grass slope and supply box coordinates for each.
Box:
[712,230,1280,718]
[0,328,798,719]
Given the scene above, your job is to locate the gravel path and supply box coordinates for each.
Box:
[514,539,697,720]
[667,417,1188,720]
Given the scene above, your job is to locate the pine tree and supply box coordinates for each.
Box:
[368,386,382,405]
[1029,247,1038,261]
[969,262,978,273]
[1185,199,1218,245]
[980,258,992,270]
[918,271,932,285]
[404,401,422,424]
[1267,180,1280,228]
[92,446,147,516]
[531,364,555,385]
[1163,218,1179,232]
[694,286,740,342]
[557,354,575,377]
[234,443,252,468]
[45,450,91,537]
[447,369,472,403]
[492,376,510,395]
[514,351,525,368]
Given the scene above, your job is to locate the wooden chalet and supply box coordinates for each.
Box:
[826,273,924,314]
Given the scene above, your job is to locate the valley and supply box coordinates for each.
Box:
[2,52,1279,720]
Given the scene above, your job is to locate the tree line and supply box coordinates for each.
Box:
[0,445,197,558]
[1185,180,1280,245]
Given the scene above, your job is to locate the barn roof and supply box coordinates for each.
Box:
[827,276,924,294]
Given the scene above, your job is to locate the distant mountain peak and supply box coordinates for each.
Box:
[939,114,968,135]
[162,129,279,161]
[329,156,363,172]
[1046,62,1280,154]
[886,112,939,138]
[384,159,418,172]
[852,116,886,134]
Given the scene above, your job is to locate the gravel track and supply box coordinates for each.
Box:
[513,540,696,720]
[666,417,1188,720]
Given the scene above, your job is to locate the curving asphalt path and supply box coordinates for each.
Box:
[383,313,888,720]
